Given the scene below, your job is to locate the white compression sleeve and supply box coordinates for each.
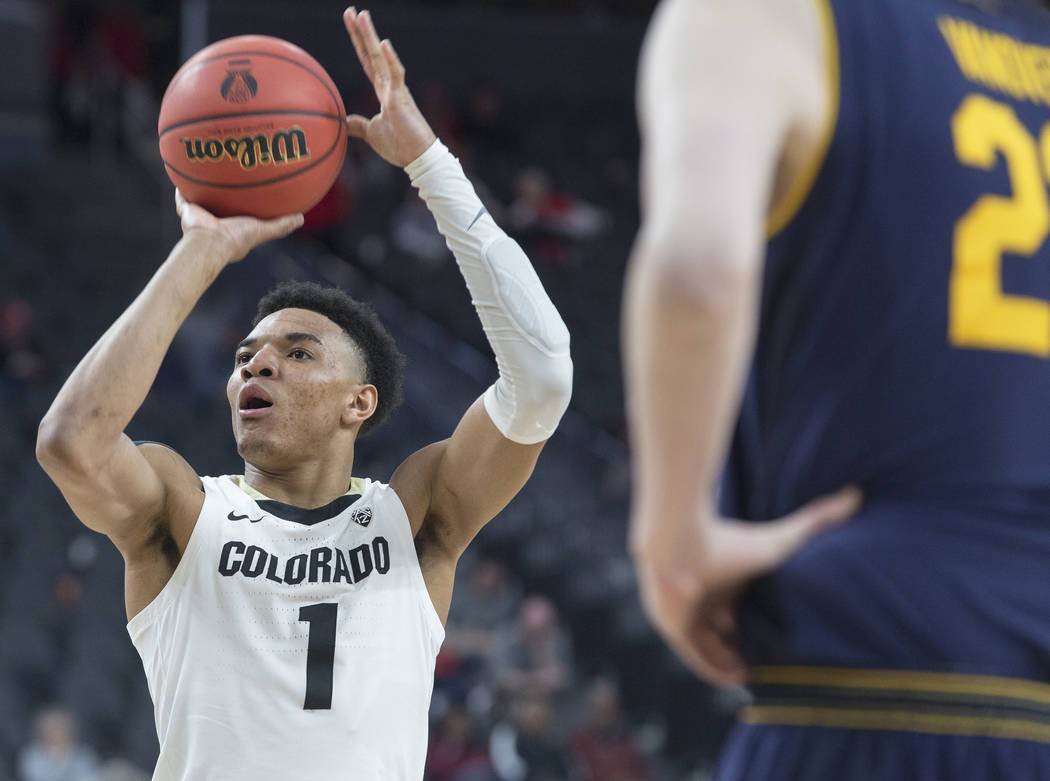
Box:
[405,140,572,445]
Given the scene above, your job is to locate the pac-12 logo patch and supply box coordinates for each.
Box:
[351,506,373,527]
[220,60,258,103]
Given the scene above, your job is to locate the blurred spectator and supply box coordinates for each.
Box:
[491,595,573,701]
[0,299,47,387]
[508,168,607,265]
[302,168,357,250]
[435,555,522,711]
[569,679,652,781]
[17,708,98,781]
[446,556,522,661]
[489,695,571,781]
[391,189,451,265]
[418,81,463,152]
[50,0,155,153]
[461,83,518,160]
[426,704,494,781]
[95,759,148,781]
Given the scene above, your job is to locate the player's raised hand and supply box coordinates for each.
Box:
[631,486,862,687]
[175,190,303,263]
[343,7,437,167]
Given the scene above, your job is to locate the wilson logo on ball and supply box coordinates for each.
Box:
[221,60,258,103]
[181,127,311,170]
[159,35,347,217]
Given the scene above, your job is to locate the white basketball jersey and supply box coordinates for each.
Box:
[127,475,444,780]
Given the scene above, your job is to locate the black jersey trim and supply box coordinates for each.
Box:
[255,493,363,526]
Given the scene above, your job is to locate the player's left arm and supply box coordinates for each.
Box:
[342,8,572,620]
[624,0,855,684]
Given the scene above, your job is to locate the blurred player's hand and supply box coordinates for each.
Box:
[343,7,438,168]
[175,190,303,263]
[631,486,861,687]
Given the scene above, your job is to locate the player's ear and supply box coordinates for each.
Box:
[342,384,378,428]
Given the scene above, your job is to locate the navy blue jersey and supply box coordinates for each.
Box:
[727,0,1050,678]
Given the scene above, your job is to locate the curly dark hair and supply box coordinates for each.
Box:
[253,281,405,437]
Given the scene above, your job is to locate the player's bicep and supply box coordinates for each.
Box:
[392,397,542,556]
[41,435,187,551]
[438,398,543,544]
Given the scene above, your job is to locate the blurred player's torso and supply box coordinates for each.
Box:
[726,0,1050,677]
[127,475,443,781]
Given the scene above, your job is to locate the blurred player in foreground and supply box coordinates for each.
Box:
[626,0,1050,778]
[36,8,571,780]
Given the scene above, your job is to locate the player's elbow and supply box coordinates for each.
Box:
[487,351,573,445]
[531,350,573,420]
[36,414,94,478]
[635,222,761,315]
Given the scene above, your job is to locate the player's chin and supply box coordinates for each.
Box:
[233,424,279,462]
[236,436,279,467]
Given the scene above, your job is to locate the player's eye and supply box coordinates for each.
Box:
[289,348,310,360]
[235,352,252,365]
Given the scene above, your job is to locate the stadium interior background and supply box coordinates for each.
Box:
[0,1,747,778]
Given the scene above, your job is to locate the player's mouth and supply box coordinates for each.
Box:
[238,385,274,419]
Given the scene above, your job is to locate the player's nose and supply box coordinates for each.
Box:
[241,347,278,379]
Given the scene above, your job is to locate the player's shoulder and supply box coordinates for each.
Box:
[649,0,822,44]
[641,0,827,115]
[134,440,203,494]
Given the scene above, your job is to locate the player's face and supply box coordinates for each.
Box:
[227,308,366,466]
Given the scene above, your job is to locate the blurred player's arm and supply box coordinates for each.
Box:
[36,201,301,571]
[624,0,858,685]
[341,9,571,620]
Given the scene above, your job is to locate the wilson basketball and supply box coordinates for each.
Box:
[158,35,347,218]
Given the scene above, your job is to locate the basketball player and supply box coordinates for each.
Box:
[626,0,1050,778]
[36,8,571,780]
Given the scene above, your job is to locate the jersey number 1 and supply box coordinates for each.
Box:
[299,603,338,710]
[950,93,1050,356]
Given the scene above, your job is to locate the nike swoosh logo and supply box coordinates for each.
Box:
[227,511,264,523]
[467,207,488,230]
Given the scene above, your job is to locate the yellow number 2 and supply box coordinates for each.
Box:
[949,94,1050,356]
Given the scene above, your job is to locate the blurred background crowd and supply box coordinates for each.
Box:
[0,0,748,778]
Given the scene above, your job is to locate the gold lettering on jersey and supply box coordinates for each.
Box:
[939,16,1050,107]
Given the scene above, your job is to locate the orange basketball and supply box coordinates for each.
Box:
[159,35,347,218]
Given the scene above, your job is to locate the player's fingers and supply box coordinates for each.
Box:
[763,485,862,567]
[381,39,406,87]
[639,572,744,686]
[707,601,737,640]
[783,484,862,537]
[343,7,376,84]
[690,618,747,685]
[174,190,216,225]
[260,213,305,240]
[659,617,746,687]
[662,630,717,682]
[345,114,370,139]
[358,11,391,87]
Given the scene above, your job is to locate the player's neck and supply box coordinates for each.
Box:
[241,454,356,509]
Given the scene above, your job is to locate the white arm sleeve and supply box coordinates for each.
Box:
[405,140,573,445]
